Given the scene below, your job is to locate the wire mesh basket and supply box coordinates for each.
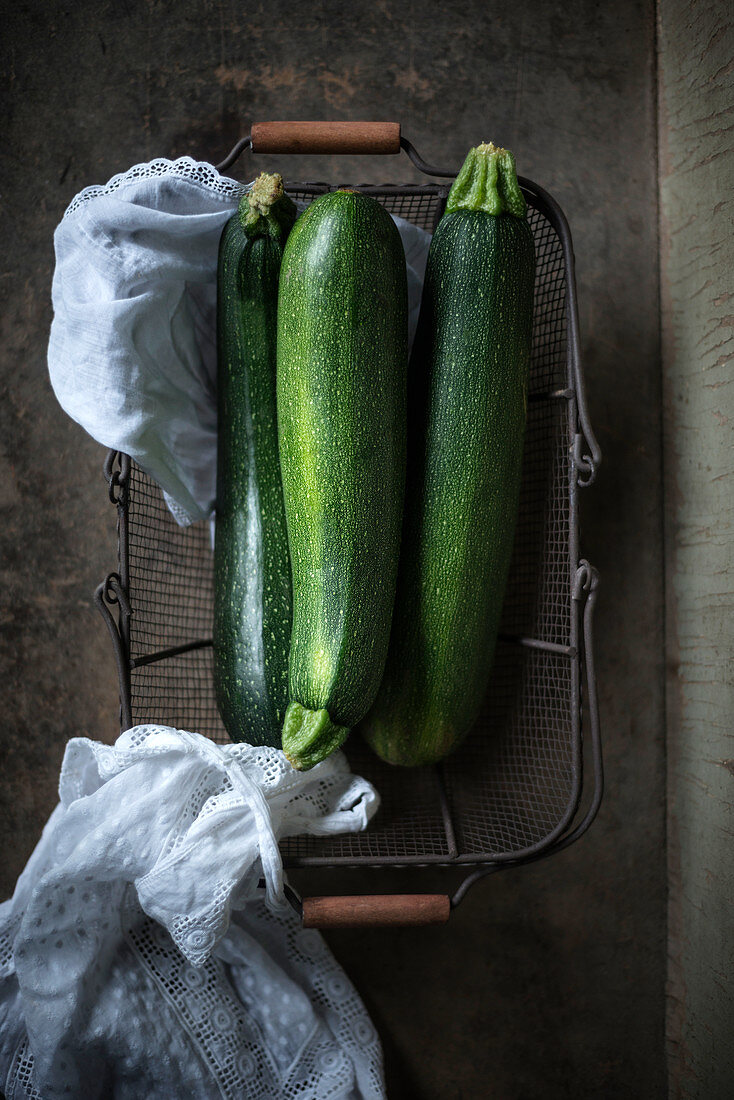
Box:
[96,124,602,923]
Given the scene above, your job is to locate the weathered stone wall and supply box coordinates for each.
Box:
[658,2,734,1096]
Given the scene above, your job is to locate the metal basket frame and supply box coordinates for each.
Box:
[95,135,602,912]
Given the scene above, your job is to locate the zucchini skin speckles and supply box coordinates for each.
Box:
[359,145,535,766]
[213,179,296,747]
[277,189,408,770]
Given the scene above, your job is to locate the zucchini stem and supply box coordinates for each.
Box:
[445,143,527,218]
[282,701,349,771]
[241,172,297,241]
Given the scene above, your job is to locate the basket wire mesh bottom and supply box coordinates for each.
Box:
[114,183,587,867]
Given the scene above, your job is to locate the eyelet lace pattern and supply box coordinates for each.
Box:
[0,726,384,1098]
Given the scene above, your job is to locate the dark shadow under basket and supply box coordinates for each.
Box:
[96,136,602,920]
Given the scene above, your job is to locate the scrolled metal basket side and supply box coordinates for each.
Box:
[96,450,133,730]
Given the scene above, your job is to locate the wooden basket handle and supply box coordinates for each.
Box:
[251,121,401,156]
[301,893,450,928]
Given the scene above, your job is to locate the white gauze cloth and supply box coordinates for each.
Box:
[48,157,431,524]
[0,725,384,1099]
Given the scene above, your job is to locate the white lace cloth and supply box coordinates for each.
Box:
[48,156,431,524]
[0,726,384,1099]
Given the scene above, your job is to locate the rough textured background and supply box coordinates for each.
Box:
[1,1,665,1095]
[658,2,734,1096]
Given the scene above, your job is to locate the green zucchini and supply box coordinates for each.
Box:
[358,143,535,766]
[277,189,408,770]
[213,173,297,747]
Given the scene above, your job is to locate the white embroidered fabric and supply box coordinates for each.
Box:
[47,156,431,525]
[0,726,385,1099]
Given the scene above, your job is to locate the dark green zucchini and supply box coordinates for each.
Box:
[358,143,535,766]
[213,173,297,747]
[277,189,408,770]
